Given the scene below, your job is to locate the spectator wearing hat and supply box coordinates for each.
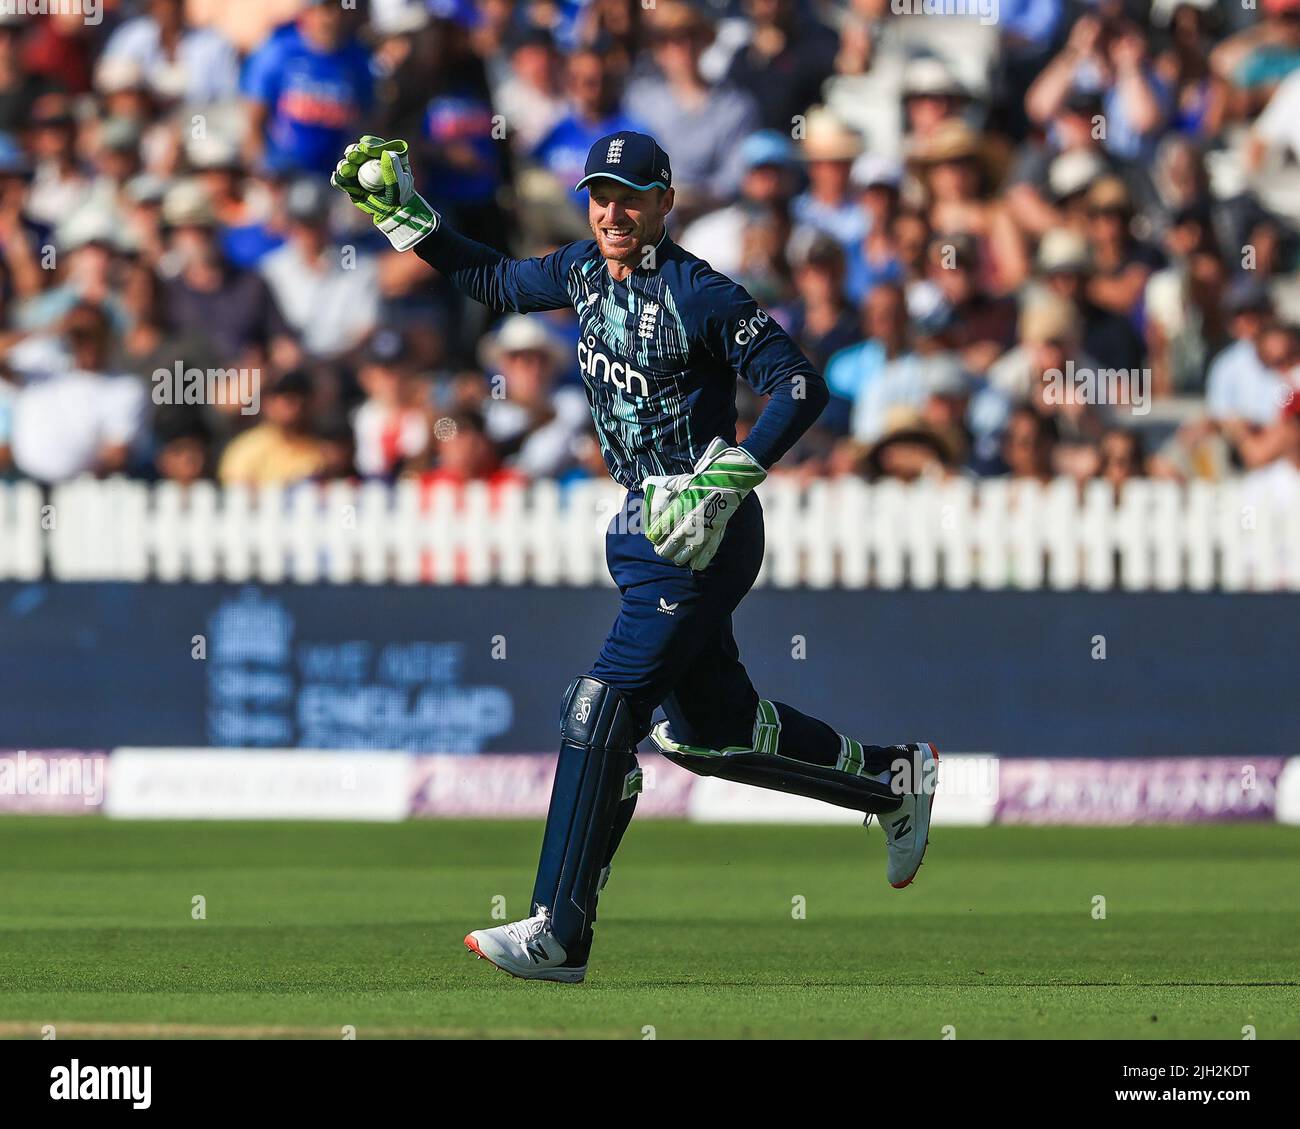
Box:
[722,0,838,135]
[1037,228,1144,374]
[101,0,240,107]
[678,130,796,278]
[790,107,867,252]
[218,370,325,486]
[901,57,974,152]
[9,302,147,484]
[351,329,431,480]
[625,2,759,215]
[1005,89,1116,241]
[480,314,588,480]
[261,178,380,360]
[911,120,1027,294]
[242,0,373,175]
[1082,175,1165,323]
[12,204,130,336]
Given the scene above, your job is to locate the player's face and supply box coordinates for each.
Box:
[587,181,673,265]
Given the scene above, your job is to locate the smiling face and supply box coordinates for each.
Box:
[586,179,674,267]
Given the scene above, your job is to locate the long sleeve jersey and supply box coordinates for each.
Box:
[416,226,828,490]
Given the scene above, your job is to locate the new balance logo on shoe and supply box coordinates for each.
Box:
[892,815,912,840]
[658,598,678,615]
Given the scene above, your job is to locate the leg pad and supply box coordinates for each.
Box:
[651,721,903,815]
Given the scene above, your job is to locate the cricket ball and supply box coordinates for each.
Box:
[358,159,385,192]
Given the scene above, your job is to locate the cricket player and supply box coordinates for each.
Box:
[333,131,938,983]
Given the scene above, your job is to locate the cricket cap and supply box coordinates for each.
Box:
[575,131,672,193]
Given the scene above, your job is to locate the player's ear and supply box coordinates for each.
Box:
[660,187,675,218]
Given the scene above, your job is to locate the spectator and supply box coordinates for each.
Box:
[9,303,147,484]
[242,0,373,175]
[625,3,759,216]
[1000,404,1057,482]
[261,178,379,360]
[218,370,324,486]
[101,0,241,107]
[351,329,431,480]
[493,27,566,154]
[677,130,796,277]
[480,315,588,479]
[420,409,525,489]
[723,0,838,135]
[532,46,645,213]
[790,107,866,252]
[160,180,296,370]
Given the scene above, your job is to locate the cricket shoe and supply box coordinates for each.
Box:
[464,906,587,983]
[870,742,939,889]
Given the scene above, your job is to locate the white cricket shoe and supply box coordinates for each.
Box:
[464,906,587,983]
[873,742,939,889]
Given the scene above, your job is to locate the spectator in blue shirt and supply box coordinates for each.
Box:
[242,0,373,176]
[531,47,645,213]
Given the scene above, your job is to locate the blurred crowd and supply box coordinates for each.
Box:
[0,0,1298,506]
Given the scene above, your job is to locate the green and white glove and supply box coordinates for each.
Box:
[331,135,438,251]
[642,438,767,572]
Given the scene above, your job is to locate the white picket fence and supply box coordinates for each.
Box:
[1,475,1297,590]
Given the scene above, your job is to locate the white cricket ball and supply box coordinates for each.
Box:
[358,159,385,192]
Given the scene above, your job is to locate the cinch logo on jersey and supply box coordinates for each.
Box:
[734,308,771,346]
[50,1061,151,1110]
[578,335,650,398]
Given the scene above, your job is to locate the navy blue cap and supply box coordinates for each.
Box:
[575,131,672,193]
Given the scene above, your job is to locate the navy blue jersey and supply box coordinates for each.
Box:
[417,227,828,489]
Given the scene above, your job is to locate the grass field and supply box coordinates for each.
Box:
[1,817,1298,1039]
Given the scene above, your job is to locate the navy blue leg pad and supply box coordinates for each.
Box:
[531,677,635,950]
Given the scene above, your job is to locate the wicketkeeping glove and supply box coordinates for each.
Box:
[642,438,767,572]
[331,136,439,251]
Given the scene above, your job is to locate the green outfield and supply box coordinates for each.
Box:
[1,817,1297,1039]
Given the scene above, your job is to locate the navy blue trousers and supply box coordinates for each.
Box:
[589,489,766,749]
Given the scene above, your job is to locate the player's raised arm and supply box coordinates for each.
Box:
[331,135,576,313]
